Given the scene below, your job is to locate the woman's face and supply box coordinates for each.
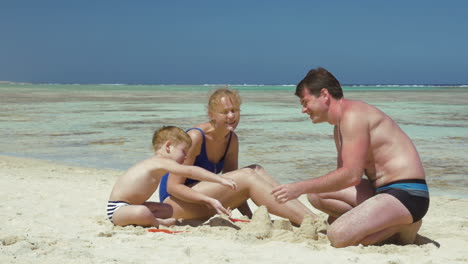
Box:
[209,96,240,132]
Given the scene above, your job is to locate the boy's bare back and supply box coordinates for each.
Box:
[108,156,169,205]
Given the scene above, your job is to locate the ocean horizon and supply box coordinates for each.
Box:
[1,84,467,198]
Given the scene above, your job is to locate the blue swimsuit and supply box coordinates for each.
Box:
[376,179,429,223]
[159,128,233,202]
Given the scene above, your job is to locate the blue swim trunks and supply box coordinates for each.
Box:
[376,179,430,223]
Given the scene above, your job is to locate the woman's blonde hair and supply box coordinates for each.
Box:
[207,87,242,114]
[152,126,192,152]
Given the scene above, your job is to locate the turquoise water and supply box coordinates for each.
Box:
[1,84,467,197]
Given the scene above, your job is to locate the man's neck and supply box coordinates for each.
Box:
[328,98,344,125]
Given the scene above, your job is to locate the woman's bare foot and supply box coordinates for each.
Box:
[156,218,177,227]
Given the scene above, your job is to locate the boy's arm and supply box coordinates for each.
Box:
[159,159,237,189]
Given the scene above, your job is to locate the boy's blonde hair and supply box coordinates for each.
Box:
[208,87,242,114]
[152,126,192,152]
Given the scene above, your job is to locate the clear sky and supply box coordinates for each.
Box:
[1,0,467,85]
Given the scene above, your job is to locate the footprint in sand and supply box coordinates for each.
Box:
[1,235,26,246]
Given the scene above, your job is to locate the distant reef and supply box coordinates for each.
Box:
[0,81,31,84]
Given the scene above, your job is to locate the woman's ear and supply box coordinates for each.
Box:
[208,110,214,121]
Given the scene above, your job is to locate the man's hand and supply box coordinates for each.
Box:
[271,182,303,203]
[219,177,237,190]
[206,198,232,216]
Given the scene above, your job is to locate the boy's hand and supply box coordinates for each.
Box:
[207,198,232,216]
[219,177,237,190]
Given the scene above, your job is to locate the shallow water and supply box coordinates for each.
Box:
[1,84,467,197]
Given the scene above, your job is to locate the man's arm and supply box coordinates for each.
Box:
[272,110,369,202]
[334,125,343,169]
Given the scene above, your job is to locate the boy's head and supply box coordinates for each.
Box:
[152,126,192,153]
[295,67,343,99]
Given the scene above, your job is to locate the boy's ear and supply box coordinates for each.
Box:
[164,140,172,153]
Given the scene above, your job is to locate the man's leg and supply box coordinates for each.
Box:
[326,193,414,247]
[307,179,375,220]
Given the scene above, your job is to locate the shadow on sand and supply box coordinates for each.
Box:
[177,217,241,230]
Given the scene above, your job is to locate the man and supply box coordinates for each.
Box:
[272,67,429,247]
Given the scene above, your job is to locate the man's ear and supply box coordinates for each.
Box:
[319,88,328,101]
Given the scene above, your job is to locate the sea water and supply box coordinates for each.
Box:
[1,84,467,197]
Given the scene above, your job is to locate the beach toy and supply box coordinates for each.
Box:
[229,217,251,223]
[147,228,185,234]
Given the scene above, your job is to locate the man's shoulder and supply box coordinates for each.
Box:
[340,100,384,131]
[343,100,382,118]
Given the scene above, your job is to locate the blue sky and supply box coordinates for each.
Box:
[1,0,467,85]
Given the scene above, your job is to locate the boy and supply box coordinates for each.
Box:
[107,126,237,227]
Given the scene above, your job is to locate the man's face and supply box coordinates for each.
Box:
[299,89,327,124]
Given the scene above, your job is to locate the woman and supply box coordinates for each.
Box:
[159,88,314,225]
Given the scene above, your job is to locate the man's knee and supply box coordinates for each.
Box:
[327,224,355,248]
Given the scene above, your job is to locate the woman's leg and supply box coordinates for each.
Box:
[164,165,316,225]
[249,164,315,218]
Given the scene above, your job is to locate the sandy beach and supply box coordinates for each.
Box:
[1,155,467,263]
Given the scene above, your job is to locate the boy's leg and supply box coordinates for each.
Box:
[143,202,177,226]
[326,193,414,247]
[143,201,173,218]
[164,165,315,225]
[112,204,175,227]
